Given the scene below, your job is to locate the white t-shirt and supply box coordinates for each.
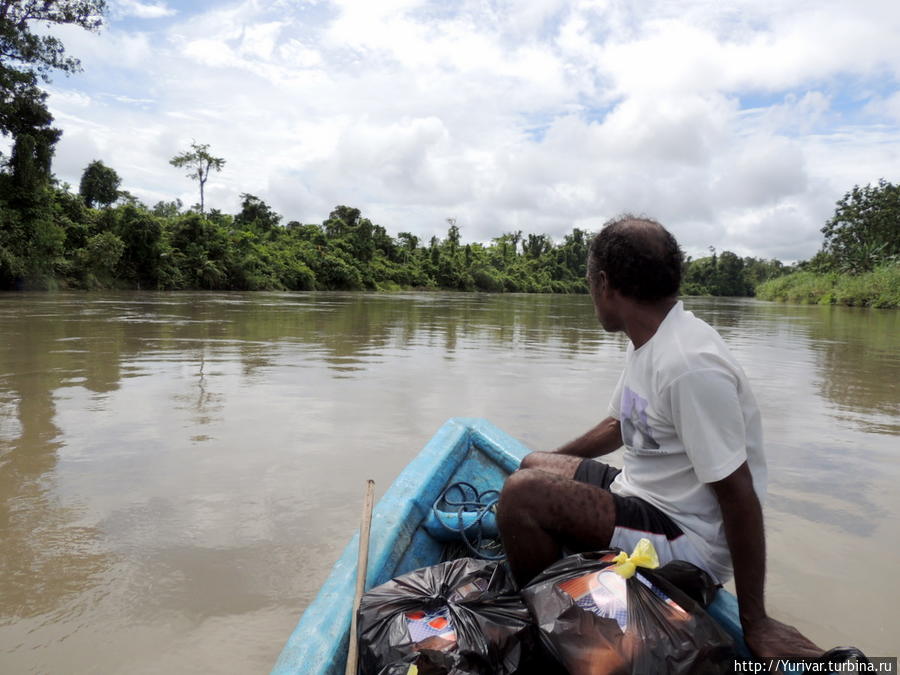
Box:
[607,301,767,583]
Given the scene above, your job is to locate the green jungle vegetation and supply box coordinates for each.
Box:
[756,264,900,309]
[1,169,797,296]
[0,1,896,306]
[756,180,900,309]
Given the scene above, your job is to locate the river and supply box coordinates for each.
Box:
[0,291,898,672]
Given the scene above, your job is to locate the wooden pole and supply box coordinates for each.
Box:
[345,479,375,675]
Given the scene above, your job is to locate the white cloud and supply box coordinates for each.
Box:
[182,38,237,68]
[40,0,900,261]
[712,136,808,209]
[237,21,285,60]
[117,0,177,20]
[278,39,322,68]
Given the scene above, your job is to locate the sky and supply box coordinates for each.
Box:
[37,0,900,261]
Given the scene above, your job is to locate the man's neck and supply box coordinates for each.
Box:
[623,297,678,349]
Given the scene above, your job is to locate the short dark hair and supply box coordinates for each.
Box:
[587,215,682,302]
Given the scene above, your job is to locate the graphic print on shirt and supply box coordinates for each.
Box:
[621,386,660,450]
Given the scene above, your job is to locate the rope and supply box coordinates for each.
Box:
[432,481,504,561]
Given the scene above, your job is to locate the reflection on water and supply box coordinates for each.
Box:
[808,307,899,435]
[0,308,112,627]
[0,292,897,671]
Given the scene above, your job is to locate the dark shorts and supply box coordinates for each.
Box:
[573,459,719,581]
[573,459,683,541]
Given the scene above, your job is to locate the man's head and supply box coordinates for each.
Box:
[587,215,683,331]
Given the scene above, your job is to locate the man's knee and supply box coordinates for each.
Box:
[500,467,541,500]
[498,467,574,520]
[498,468,544,520]
[519,452,544,471]
[499,468,617,553]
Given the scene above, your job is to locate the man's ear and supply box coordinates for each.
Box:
[596,270,608,294]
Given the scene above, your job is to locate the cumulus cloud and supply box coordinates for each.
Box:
[43,0,900,261]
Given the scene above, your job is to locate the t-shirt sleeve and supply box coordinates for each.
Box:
[607,368,626,420]
[668,368,747,483]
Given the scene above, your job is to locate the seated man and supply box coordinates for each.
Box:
[497,215,820,658]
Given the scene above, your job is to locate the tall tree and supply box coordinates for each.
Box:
[169,142,225,216]
[0,0,106,182]
[79,159,120,207]
[0,0,105,288]
[3,83,59,199]
[445,217,459,249]
[0,0,106,163]
[821,179,900,273]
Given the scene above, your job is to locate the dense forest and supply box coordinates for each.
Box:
[1,1,895,305]
[0,171,797,295]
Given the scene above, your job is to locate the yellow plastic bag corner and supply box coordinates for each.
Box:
[612,537,660,578]
[406,666,418,675]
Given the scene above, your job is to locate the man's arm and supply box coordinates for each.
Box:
[552,416,622,458]
[711,463,822,658]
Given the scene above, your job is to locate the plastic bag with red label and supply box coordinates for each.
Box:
[356,558,534,675]
[521,541,737,675]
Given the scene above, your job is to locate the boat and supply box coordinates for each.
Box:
[271,418,749,674]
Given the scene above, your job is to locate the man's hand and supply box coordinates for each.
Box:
[743,615,823,659]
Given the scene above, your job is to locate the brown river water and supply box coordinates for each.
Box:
[0,291,898,673]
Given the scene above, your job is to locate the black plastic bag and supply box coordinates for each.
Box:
[645,559,720,608]
[521,549,737,675]
[357,558,534,675]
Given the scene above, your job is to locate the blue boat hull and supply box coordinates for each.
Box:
[271,418,749,674]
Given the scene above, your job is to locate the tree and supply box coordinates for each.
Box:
[445,218,460,253]
[523,233,552,259]
[821,180,900,273]
[0,0,106,165]
[169,142,225,216]
[0,1,106,288]
[0,1,106,82]
[0,80,63,287]
[234,193,280,233]
[323,205,376,262]
[742,257,787,288]
[79,159,120,207]
[167,212,229,288]
[711,250,750,296]
[113,204,163,288]
[324,205,360,238]
[3,84,60,199]
[152,198,182,218]
[396,232,419,251]
[81,230,123,280]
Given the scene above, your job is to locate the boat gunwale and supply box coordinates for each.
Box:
[270,418,531,674]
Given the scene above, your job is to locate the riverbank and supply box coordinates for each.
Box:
[755,263,900,308]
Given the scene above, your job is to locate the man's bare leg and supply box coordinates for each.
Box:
[497,468,616,587]
[518,451,583,478]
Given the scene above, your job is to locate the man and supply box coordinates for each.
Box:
[497,215,821,658]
